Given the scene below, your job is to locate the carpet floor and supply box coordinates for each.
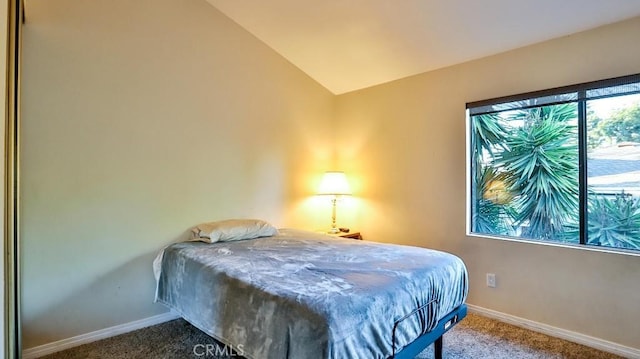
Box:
[41,313,623,359]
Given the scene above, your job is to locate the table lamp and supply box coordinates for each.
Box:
[318,171,352,233]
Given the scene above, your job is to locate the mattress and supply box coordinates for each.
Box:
[154,229,468,359]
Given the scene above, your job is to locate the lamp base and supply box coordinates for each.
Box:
[327,227,340,234]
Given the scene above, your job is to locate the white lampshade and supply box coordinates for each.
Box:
[318,171,352,195]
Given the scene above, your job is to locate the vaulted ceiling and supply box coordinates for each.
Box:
[206,0,640,94]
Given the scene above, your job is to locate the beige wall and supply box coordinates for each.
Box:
[335,17,640,349]
[20,0,333,348]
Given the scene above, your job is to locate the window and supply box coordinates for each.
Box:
[467,74,640,252]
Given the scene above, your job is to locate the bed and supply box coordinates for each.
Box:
[154,228,468,359]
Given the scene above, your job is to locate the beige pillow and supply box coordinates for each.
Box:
[191,219,279,243]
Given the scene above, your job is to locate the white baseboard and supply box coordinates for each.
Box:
[467,304,640,359]
[22,311,180,359]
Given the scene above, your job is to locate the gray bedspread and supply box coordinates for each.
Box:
[154,229,468,359]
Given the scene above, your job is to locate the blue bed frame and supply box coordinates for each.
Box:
[391,304,467,359]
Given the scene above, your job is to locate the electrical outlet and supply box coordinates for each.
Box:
[486,273,496,288]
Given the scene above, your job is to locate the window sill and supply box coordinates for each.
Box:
[466,232,640,257]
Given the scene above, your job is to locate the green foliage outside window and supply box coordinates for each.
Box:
[588,194,640,249]
[472,103,580,242]
[471,99,640,250]
[594,105,640,143]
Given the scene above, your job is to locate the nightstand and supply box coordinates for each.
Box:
[334,231,362,240]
